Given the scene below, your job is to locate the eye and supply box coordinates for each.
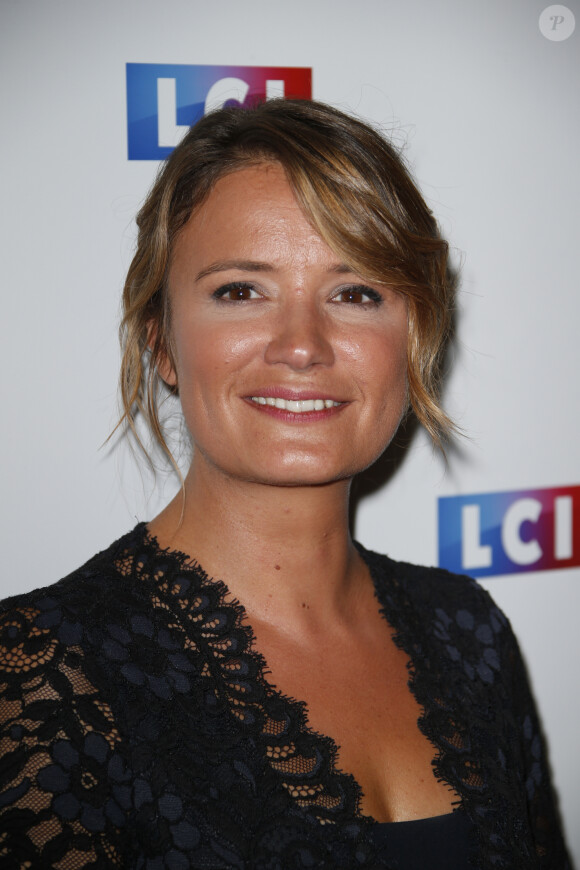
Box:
[212,282,262,302]
[331,285,383,306]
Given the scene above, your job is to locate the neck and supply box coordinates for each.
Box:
[149,457,365,630]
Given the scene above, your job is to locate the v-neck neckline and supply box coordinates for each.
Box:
[136,522,462,828]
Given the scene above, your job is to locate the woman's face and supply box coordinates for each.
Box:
[162,162,408,488]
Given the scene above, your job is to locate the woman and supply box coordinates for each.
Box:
[0,100,571,868]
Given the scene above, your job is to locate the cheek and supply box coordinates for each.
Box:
[343,326,408,397]
[171,319,261,396]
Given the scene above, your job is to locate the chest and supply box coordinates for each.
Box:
[88,567,536,867]
[250,618,460,823]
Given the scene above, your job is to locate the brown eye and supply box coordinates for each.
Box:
[212,282,260,302]
[339,288,365,304]
[332,286,383,305]
[227,286,253,301]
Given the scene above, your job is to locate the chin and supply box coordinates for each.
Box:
[196,439,389,489]
[233,455,367,488]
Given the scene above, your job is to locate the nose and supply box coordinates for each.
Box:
[264,297,335,370]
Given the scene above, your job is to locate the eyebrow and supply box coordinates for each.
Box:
[195,260,356,281]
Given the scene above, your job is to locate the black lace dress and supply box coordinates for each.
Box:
[0,524,571,868]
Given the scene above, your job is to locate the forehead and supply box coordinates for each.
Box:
[171,163,337,274]
[202,162,293,210]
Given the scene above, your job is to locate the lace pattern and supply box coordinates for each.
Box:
[0,524,572,868]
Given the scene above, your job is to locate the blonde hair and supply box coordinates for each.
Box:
[119,99,454,466]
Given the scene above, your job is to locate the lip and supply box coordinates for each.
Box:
[242,390,349,423]
[244,399,347,423]
[243,387,347,403]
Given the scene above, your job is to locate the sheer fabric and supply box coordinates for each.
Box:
[0,524,571,868]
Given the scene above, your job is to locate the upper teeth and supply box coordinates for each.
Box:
[251,397,341,412]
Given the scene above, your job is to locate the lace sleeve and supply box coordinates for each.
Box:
[506,627,572,869]
[0,599,128,868]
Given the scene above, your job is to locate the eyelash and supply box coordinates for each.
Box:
[212,282,260,302]
[212,282,384,306]
[330,285,383,306]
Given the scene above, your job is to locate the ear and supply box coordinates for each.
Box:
[147,321,177,388]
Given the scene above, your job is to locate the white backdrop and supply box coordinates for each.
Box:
[1,0,578,861]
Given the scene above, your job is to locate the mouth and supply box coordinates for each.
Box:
[249,396,342,414]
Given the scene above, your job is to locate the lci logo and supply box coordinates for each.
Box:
[126,63,312,160]
[438,485,579,578]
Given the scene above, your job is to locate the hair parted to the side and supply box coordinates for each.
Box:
[119,98,455,468]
